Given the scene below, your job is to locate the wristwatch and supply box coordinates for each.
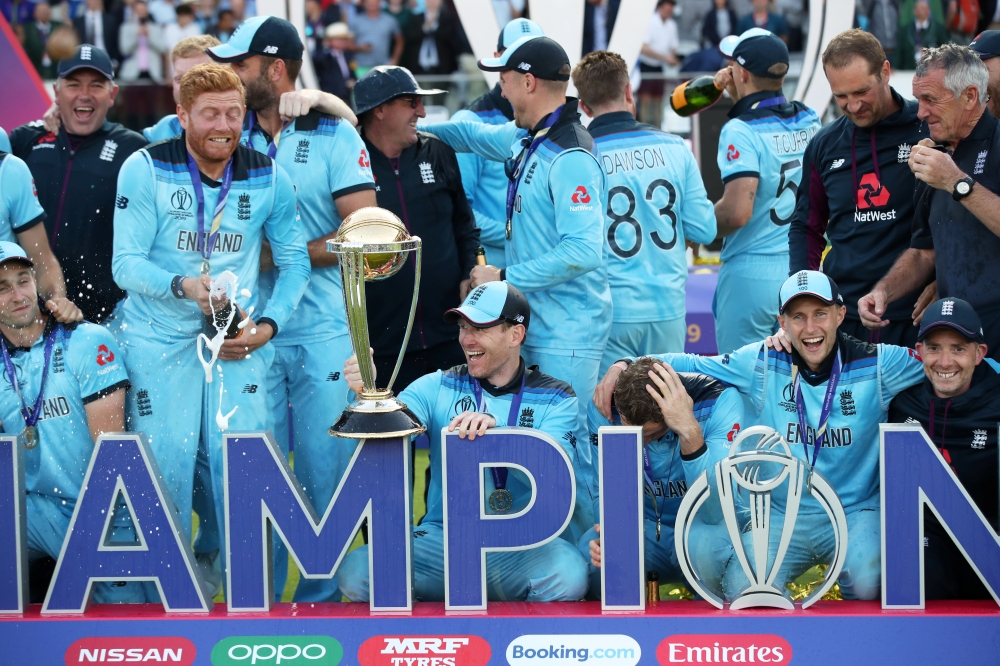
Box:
[953,176,975,201]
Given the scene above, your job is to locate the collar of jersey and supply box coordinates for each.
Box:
[479,357,527,397]
[0,312,69,355]
[528,97,580,136]
[587,110,638,135]
[728,90,785,119]
[960,107,996,144]
[60,121,114,146]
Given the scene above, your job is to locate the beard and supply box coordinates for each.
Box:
[244,66,278,112]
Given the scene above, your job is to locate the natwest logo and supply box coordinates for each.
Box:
[65,637,195,665]
[856,172,890,209]
[571,186,591,204]
[657,635,791,665]
[359,149,371,168]
[726,145,740,161]
[96,344,115,366]
[358,636,491,666]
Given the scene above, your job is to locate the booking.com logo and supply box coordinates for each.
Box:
[506,635,641,666]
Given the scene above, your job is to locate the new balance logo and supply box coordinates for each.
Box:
[327,372,341,381]
[413,530,428,538]
[99,139,118,162]
[518,62,531,71]
[241,384,258,393]
[116,195,128,209]
[562,431,577,448]
[830,159,845,170]
[419,161,435,184]
[263,45,278,54]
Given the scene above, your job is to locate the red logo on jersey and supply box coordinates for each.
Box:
[907,348,922,361]
[727,423,741,442]
[96,345,115,366]
[31,179,38,198]
[726,144,740,161]
[38,132,56,144]
[359,149,371,168]
[856,173,890,208]
[571,186,591,204]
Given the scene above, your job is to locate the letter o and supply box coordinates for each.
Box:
[303,645,327,660]
[229,645,252,660]
[525,649,535,658]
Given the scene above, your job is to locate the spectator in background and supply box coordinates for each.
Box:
[164,0,204,54]
[194,0,216,31]
[73,0,122,66]
[638,0,679,129]
[305,0,325,54]
[583,0,621,55]
[702,0,738,49]
[211,8,235,41]
[492,0,524,26]
[970,30,1000,118]
[736,0,788,43]
[353,0,404,76]
[774,0,806,51]
[386,0,413,31]
[899,0,946,31]
[21,2,63,80]
[402,0,458,75]
[148,0,178,25]
[315,22,356,102]
[118,0,167,81]
[895,0,949,69]
[1,0,34,26]
[859,0,899,63]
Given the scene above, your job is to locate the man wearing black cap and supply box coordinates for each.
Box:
[352,65,479,390]
[970,30,1000,118]
[10,45,147,324]
[889,298,1000,599]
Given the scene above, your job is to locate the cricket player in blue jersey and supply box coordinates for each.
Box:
[209,15,377,602]
[452,18,545,268]
[711,29,820,354]
[338,282,589,603]
[582,357,742,599]
[111,64,311,581]
[0,243,144,602]
[573,51,717,371]
[595,271,925,601]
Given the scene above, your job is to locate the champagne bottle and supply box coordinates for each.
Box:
[207,301,243,340]
[646,571,659,606]
[475,247,487,266]
[669,76,724,117]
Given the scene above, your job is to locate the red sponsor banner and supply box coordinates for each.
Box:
[358,635,491,666]
[65,637,196,665]
[657,635,791,665]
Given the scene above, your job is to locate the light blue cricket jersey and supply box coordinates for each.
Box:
[243,110,376,346]
[112,135,311,341]
[717,91,820,261]
[648,332,924,512]
[422,99,613,358]
[588,112,717,323]
[0,151,46,243]
[0,320,130,503]
[586,374,743,527]
[143,114,183,143]
[403,361,582,526]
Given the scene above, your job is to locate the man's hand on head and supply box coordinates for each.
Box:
[764,328,793,353]
[645,363,704,455]
[909,139,966,192]
[45,297,83,323]
[448,410,496,440]
[469,265,501,288]
[594,361,627,419]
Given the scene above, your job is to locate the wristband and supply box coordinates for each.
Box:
[171,275,186,299]
[499,268,506,282]
[257,317,279,339]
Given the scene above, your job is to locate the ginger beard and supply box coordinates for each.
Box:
[179,90,244,168]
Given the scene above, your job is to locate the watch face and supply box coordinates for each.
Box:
[958,181,971,194]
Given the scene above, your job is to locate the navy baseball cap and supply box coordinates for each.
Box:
[0,242,34,269]
[970,30,1000,60]
[918,298,985,343]
[58,44,114,80]
[352,66,446,115]
[778,271,844,314]
[719,28,789,79]
[445,282,530,329]
[207,15,303,63]
[479,36,571,81]
[497,18,544,52]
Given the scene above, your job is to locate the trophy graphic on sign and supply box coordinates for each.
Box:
[326,207,426,439]
[675,426,849,610]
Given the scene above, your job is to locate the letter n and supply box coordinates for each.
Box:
[881,425,1000,608]
[598,426,644,610]
[0,437,27,613]
[224,433,411,612]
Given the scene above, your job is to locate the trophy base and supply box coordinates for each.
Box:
[729,592,795,611]
[328,395,427,439]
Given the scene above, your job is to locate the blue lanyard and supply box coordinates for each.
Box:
[247,111,291,159]
[505,106,563,226]
[792,349,842,480]
[471,372,526,491]
[0,325,60,429]
[642,441,674,540]
[184,152,234,272]
[753,95,787,109]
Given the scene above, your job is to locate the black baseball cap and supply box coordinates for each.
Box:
[778,271,844,314]
[479,36,571,82]
[444,282,530,330]
[352,66,446,115]
[719,28,789,79]
[58,44,114,80]
[207,15,303,63]
[918,298,986,343]
[970,30,1000,60]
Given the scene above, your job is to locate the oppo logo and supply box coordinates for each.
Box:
[65,637,195,665]
[211,637,342,666]
[656,635,792,665]
[358,635,491,666]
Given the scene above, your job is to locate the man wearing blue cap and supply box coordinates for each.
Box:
[971,31,1000,118]
[451,18,545,269]
[337,281,590,603]
[595,269,926,601]
[711,28,820,354]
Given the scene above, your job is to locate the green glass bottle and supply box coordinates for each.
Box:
[669,76,724,117]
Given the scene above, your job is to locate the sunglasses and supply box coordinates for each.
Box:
[394,95,420,109]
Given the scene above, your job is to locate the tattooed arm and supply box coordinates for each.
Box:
[714,176,758,238]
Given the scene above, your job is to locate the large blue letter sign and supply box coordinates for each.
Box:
[598,427,644,611]
[43,435,212,614]
[442,428,575,610]
[881,425,1000,608]
[224,433,412,612]
[0,437,27,613]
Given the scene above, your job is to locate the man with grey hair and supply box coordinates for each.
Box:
[859,44,1000,360]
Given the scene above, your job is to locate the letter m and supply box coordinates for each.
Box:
[881,425,1000,608]
[224,433,412,611]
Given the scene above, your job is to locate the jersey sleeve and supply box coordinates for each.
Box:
[328,122,377,199]
[451,110,508,248]
[717,120,760,184]
[788,136,829,272]
[877,344,925,409]
[260,164,311,332]
[647,342,763,397]
[504,150,604,292]
[679,147,718,245]
[421,120,523,163]
[398,370,443,429]
[112,150,179,299]
[682,386,743,483]
[1,155,45,231]
[69,325,130,404]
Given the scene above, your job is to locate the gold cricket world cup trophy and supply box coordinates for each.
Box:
[327,207,427,439]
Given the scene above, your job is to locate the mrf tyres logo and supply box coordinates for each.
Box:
[855,173,895,222]
[507,635,640,666]
[656,635,791,665]
[65,637,196,665]
[211,636,342,666]
[358,636,491,666]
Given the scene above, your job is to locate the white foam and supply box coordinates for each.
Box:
[196,270,240,384]
[215,381,238,431]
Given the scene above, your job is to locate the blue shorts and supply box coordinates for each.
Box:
[601,318,687,375]
[712,254,787,354]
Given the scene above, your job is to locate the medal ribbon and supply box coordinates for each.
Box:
[247,111,292,159]
[185,151,234,267]
[504,106,564,226]
[471,372,527,491]
[792,349,842,477]
[0,325,61,431]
